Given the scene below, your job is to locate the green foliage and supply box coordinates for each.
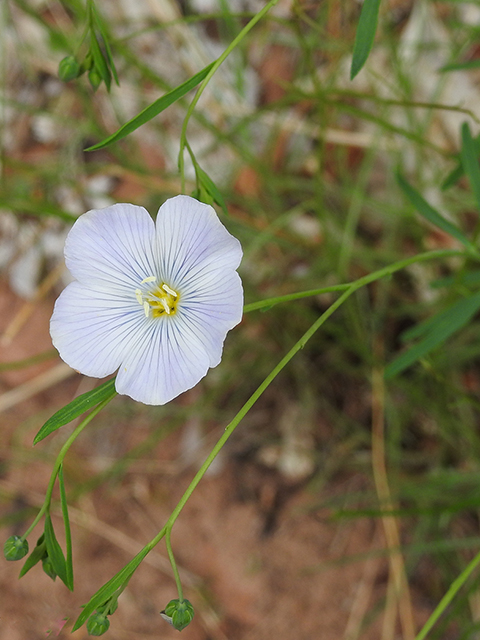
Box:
[385,292,480,379]
[33,379,117,444]
[350,0,382,79]
[19,535,47,577]
[397,172,476,252]
[461,122,480,214]
[85,62,215,151]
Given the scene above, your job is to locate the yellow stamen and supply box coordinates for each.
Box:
[162,283,178,298]
[134,278,180,318]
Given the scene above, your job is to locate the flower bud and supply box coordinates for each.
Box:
[3,535,29,561]
[86,612,110,636]
[58,56,81,82]
[161,599,194,631]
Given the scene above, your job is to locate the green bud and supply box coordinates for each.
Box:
[88,68,102,91]
[42,556,57,581]
[86,612,110,636]
[4,535,29,561]
[58,55,81,82]
[161,599,194,632]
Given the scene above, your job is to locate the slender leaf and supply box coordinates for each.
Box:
[430,270,480,289]
[72,547,150,631]
[33,378,117,445]
[19,534,46,577]
[385,292,480,379]
[397,172,476,251]
[44,514,69,589]
[90,0,119,85]
[461,121,480,213]
[85,62,215,151]
[441,60,480,73]
[350,0,382,80]
[89,32,111,90]
[58,465,74,591]
[442,133,480,191]
[196,166,229,216]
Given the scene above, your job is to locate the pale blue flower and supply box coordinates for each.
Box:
[50,195,243,405]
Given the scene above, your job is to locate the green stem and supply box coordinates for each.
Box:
[166,529,184,602]
[243,249,465,314]
[160,249,465,537]
[78,247,469,621]
[415,548,480,640]
[22,396,115,540]
[178,0,279,192]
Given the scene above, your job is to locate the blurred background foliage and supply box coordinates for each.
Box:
[3,0,480,638]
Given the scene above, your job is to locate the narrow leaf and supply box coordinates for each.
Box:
[44,514,69,589]
[441,59,480,73]
[397,172,475,251]
[385,292,480,379]
[58,465,74,590]
[33,378,116,445]
[350,0,382,80]
[442,133,480,191]
[85,62,215,151]
[19,535,46,577]
[196,166,229,216]
[72,547,150,631]
[461,121,480,213]
[90,1,119,85]
[89,32,111,90]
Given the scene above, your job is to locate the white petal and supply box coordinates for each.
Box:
[154,195,242,289]
[50,281,146,378]
[178,270,243,366]
[115,317,211,405]
[64,203,157,291]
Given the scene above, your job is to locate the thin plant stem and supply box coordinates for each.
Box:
[165,529,184,602]
[178,0,279,191]
[243,249,466,314]
[415,549,480,640]
[76,247,472,626]
[22,395,115,540]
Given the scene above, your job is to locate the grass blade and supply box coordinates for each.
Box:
[385,292,480,379]
[33,378,117,445]
[350,0,382,80]
[397,172,476,251]
[461,121,480,213]
[85,62,215,151]
[58,465,74,591]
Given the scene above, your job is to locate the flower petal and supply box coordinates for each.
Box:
[154,195,242,289]
[115,317,211,405]
[50,281,146,378]
[64,203,157,291]
[179,270,243,367]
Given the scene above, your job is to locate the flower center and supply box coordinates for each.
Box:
[135,277,179,318]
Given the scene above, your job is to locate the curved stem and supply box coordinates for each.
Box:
[243,249,465,313]
[22,395,115,540]
[166,528,184,602]
[178,0,279,192]
[77,247,470,623]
